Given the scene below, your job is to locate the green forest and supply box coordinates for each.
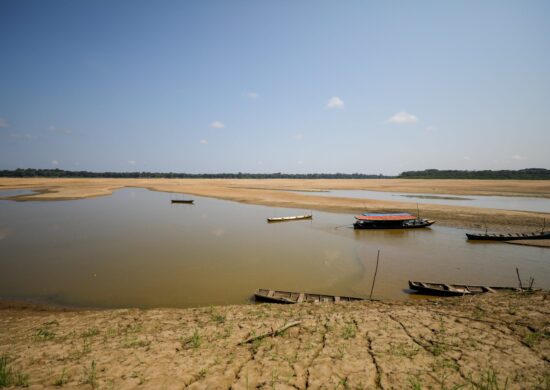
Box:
[0,168,549,179]
[398,168,550,180]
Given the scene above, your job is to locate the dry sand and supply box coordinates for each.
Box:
[1,178,549,232]
[1,292,548,389]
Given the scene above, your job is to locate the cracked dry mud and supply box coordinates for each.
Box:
[0,292,548,389]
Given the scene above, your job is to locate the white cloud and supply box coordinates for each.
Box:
[425,126,437,132]
[200,139,208,144]
[297,160,304,165]
[511,154,526,161]
[48,125,72,134]
[463,156,471,161]
[326,96,344,109]
[211,121,225,129]
[51,160,59,165]
[292,133,304,140]
[0,117,8,128]
[388,111,419,124]
[245,91,259,99]
[128,160,136,165]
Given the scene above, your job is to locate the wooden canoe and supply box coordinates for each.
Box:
[466,231,550,241]
[267,214,312,223]
[408,280,521,296]
[254,289,364,304]
[171,199,194,204]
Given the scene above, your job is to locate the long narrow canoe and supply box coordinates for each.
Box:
[408,281,521,296]
[254,289,364,304]
[267,214,312,223]
[466,231,550,241]
[171,199,194,204]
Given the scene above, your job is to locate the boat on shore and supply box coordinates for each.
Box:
[466,231,550,241]
[408,281,521,296]
[254,288,364,304]
[354,213,435,229]
[267,214,312,223]
[171,199,194,204]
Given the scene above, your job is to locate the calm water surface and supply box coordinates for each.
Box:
[296,189,550,213]
[0,188,548,308]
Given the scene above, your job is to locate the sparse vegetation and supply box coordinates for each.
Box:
[54,367,68,386]
[468,369,508,390]
[83,360,97,388]
[211,313,226,324]
[341,323,356,340]
[82,327,100,338]
[0,355,29,387]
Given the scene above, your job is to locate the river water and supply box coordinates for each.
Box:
[295,189,550,213]
[0,188,548,308]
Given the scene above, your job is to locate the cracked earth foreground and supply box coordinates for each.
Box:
[1,292,549,389]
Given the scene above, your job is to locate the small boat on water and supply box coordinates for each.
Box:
[466,231,550,241]
[171,199,194,204]
[254,288,364,304]
[354,213,435,229]
[408,281,521,296]
[267,214,312,223]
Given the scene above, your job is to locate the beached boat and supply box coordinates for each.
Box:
[408,281,520,296]
[171,199,194,204]
[267,214,312,223]
[254,289,364,304]
[354,213,435,229]
[465,231,550,241]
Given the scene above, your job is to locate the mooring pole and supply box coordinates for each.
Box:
[516,267,524,290]
[369,250,380,299]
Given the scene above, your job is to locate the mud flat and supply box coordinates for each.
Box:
[1,178,549,233]
[0,292,548,389]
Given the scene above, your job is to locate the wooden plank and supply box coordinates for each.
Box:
[297,293,305,303]
[335,296,340,303]
[267,290,275,298]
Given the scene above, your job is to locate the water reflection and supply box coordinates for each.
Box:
[0,188,548,308]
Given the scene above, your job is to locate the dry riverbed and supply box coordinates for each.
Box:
[1,178,549,232]
[0,292,549,389]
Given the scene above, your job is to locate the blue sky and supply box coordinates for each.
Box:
[1,0,549,174]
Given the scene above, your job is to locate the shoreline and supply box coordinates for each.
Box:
[1,292,548,389]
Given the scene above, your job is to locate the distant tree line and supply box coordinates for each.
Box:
[2,168,548,179]
[398,168,550,180]
[0,168,389,179]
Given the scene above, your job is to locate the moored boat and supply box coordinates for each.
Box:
[254,288,364,304]
[267,214,312,223]
[408,280,521,296]
[171,199,194,204]
[466,231,550,241]
[353,213,435,229]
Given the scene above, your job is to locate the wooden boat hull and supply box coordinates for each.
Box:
[267,214,312,223]
[254,289,364,304]
[466,231,550,241]
[171,200,194,204]
[354,219,435,230]
[408,280,520,296]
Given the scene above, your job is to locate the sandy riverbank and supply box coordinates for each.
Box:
[1,178,550,233]
[0,292,548,389]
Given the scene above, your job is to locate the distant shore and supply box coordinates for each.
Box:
[0,292,548,388]
[1,178,549,235]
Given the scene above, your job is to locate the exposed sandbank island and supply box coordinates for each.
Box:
[1,178,549,233]
[0,292,548,389]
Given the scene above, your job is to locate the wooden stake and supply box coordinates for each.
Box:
[369,250,380,299]
[516,267,523,290]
